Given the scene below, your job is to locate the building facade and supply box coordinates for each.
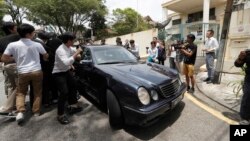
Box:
[162,0,250,72]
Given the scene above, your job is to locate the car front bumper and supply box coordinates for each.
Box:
[122,83,186,126]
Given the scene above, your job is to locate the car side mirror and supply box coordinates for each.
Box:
[80,60,93,66]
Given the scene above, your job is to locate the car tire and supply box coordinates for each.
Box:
[106,90,123,130]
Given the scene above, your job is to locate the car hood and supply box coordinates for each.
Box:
[96,62,178,86]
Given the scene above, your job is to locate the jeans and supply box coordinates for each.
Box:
[205,53,215,79]
[16,71,43,113]
[53,71,78,115]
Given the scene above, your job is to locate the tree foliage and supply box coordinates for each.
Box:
[13,0,107,34]
[4,0,26,25]
[111,8,153,36]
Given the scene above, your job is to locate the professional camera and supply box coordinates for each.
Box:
[245,49,250,54]
[172,43,188,50]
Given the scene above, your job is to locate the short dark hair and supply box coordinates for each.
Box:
[1,22,16,35]
[60,32,76,43]
[150,41,156,45]
[187,34,195,42]
[207,29,214,35]
[116,37,121,42]
[129,39,135,44]
[17,24,35,38]
[37,30,49,40]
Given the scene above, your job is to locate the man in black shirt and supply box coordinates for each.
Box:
[180,34,197,93]
[235,50,250,125]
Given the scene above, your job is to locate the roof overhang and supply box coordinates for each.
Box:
[162,0,227,14]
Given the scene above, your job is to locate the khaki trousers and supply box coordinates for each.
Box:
[16,71,43,113]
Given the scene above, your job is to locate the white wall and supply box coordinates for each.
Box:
[95,28,158,58]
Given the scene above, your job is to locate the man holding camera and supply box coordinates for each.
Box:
[180,34,197,93]
[202,30,219,84]
[235,50,250,125]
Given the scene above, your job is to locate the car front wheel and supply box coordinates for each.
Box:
[106,90,124,130]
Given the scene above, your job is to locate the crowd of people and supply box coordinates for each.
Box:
[0,22,83,125]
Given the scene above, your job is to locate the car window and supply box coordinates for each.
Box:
[93,47,137,64]
[82,48,92,60]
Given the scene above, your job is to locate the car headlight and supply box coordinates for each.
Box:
[138,87,150,105]
[150,90,159,101]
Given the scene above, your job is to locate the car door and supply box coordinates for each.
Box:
[74,47,99,101]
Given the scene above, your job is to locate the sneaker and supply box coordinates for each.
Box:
[33,113,40,117]
[239,119,250,125]
[16,112,24,123]
[0,107,10,114]
[203,78,210,82]
[188,88,195,94]
[207,80,213,84]
[57,115,70,125]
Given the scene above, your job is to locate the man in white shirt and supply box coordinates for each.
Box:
[129,39,139,57]
[202,29,219,84]
[1,24,48,123]
[52,32,83,124]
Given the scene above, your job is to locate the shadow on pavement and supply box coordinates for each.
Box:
[123,101,186,140]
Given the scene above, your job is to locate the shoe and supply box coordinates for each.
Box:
[187,86,190,92]
[33,113,40,117]
[239,119,250,125]
[57,115,70,125]
[0,107,10,114]
[16,112,24,123]
[67,105,83,115]
[203,78,210,82]
[207,80,213,84]
[188,88,195,94]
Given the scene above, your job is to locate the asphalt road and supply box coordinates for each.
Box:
[0,90,230,141]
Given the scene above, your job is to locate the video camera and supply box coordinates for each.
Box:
[172,43,188,50]
[245,49,250,54]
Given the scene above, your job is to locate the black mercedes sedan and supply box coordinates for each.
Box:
[74,45,186,129]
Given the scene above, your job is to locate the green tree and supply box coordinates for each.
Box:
[89,9,107,39]
[111,8,152,35]
[14,0,107,34]
[4,0,26,25]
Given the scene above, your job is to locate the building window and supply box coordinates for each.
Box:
[172,19,181,25]
[187,8,216,23]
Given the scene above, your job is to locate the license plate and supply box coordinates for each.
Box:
[171,94,183,108]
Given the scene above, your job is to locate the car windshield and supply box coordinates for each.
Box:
[93,47,137,65]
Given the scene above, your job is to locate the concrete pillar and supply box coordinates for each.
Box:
[162,7,168,21]
[203,0,210,41]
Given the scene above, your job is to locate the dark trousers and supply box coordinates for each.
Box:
[53,71,78,115]
[158,59,165,65]
[240,77,250,120]
[169,57,176,69]
[42,71,58,105]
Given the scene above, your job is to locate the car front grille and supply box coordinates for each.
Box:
[159,79,179,98]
